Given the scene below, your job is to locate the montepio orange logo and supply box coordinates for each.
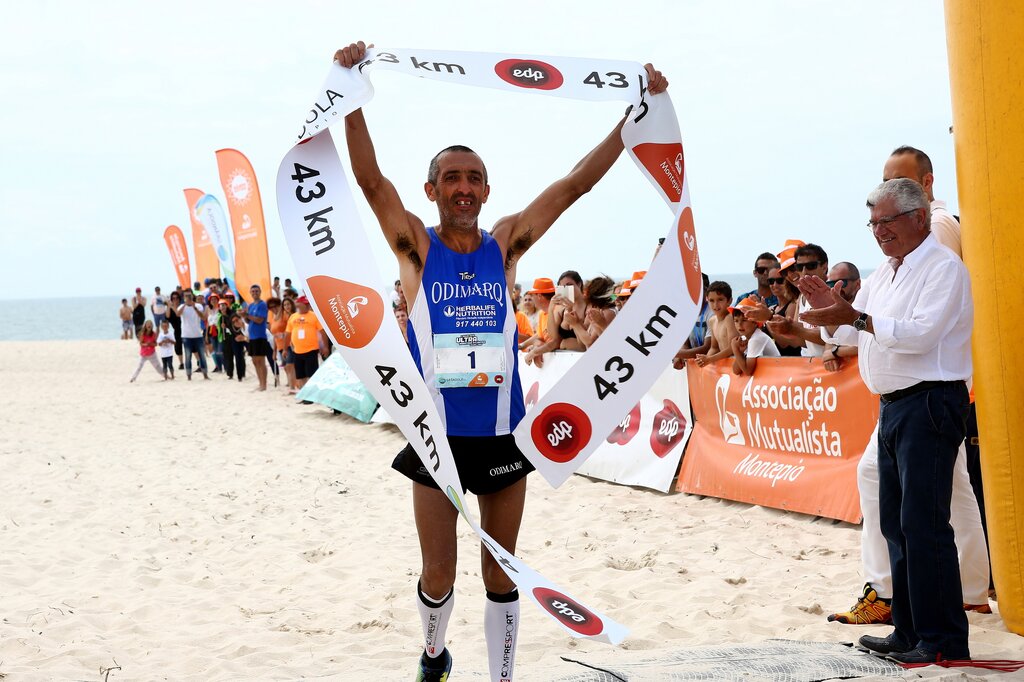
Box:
[677,207,702,304]
[306,275,385,349]
[631,142,684,201]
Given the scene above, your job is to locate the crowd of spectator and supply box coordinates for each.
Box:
[124,276,329,396]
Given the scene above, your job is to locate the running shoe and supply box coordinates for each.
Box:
[827,583,892,624]
[415,648,452,682]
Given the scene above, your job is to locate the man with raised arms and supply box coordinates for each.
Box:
[335,41,667,682]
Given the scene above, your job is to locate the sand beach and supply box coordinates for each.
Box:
[2,340,1022,680]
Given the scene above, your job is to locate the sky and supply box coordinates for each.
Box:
[0,1,958,300]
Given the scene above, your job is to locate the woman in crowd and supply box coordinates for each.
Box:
[548,270,587,352]
[276,296,298,392]
[525,272,616,365]
[520,292,539,333]
[745,265,804,357]
[206,293,225,373]
[563,275,617,349]
[266,297,286,389]
[164,291,184,370]
[129,320,163,382]
[766,265,803,356]
[131,288,147,337]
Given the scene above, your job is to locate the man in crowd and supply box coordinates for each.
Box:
[767,243,828,357]
[801,178,973,663]
[246,284,271,391]
[177,289,209,381]
[518,277,555,353]
[734,252,780,306]
[119,298,133,340]
[286,295,326,390]
[151,286,168,329]
[335,40,666,682]
[883,146,961,256]
[825,149,989,625]
[820,262,860,374]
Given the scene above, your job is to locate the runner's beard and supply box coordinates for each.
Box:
[438,197,481,231]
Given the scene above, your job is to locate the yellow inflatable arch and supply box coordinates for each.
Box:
[945,1,1024,635]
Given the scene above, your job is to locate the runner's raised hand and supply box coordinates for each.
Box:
[335,41,374,68]
[644,64,668,94]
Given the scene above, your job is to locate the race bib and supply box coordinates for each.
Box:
[433,332,507,388]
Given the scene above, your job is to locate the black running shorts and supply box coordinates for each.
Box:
[392,434,535,495]
[248,338,272,357]
[293,350,319,379]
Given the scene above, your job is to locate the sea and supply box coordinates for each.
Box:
[1,272,759,342]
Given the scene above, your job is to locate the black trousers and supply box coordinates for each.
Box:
[878,382,970,658]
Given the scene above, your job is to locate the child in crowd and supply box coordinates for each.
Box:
[156,319,176,379]
[729,297,780,376]
[695,281,738,367]
[129,320,163,382]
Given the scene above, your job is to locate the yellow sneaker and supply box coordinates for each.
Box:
[415,648,452,682]
[827,583,892,624]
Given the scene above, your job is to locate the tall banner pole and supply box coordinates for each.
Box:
[216,149,272,295]
[945,0,1024,634]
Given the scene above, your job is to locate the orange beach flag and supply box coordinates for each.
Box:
[183,188,219,285]
[163,225,192,290]
[216,149,271,295]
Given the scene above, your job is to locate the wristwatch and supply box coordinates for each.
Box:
[853,312,869,332]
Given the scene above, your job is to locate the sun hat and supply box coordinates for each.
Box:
[527,277,556,295]
[728,296,761,314]
[777,239,806,271]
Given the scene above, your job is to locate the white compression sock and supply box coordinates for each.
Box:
[417,580,454,659]
[485,588,520,682]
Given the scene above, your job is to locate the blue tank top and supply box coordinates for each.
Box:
[406,228,525,437]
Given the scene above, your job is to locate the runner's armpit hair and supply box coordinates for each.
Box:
[395,232,423,272]
[505,227,534,272]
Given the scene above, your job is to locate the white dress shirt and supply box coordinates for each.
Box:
[822,233,973,395]
[930,199,961,258]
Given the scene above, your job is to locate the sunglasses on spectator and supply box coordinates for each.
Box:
[754,266,771,275]
[794,261,821,271]
[767,277,786,285]
[825,278,858,288]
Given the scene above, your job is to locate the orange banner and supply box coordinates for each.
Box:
[215,149,271,296]
[183,188,219,286]
[162,224,191,290]
[677,358,878,523]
